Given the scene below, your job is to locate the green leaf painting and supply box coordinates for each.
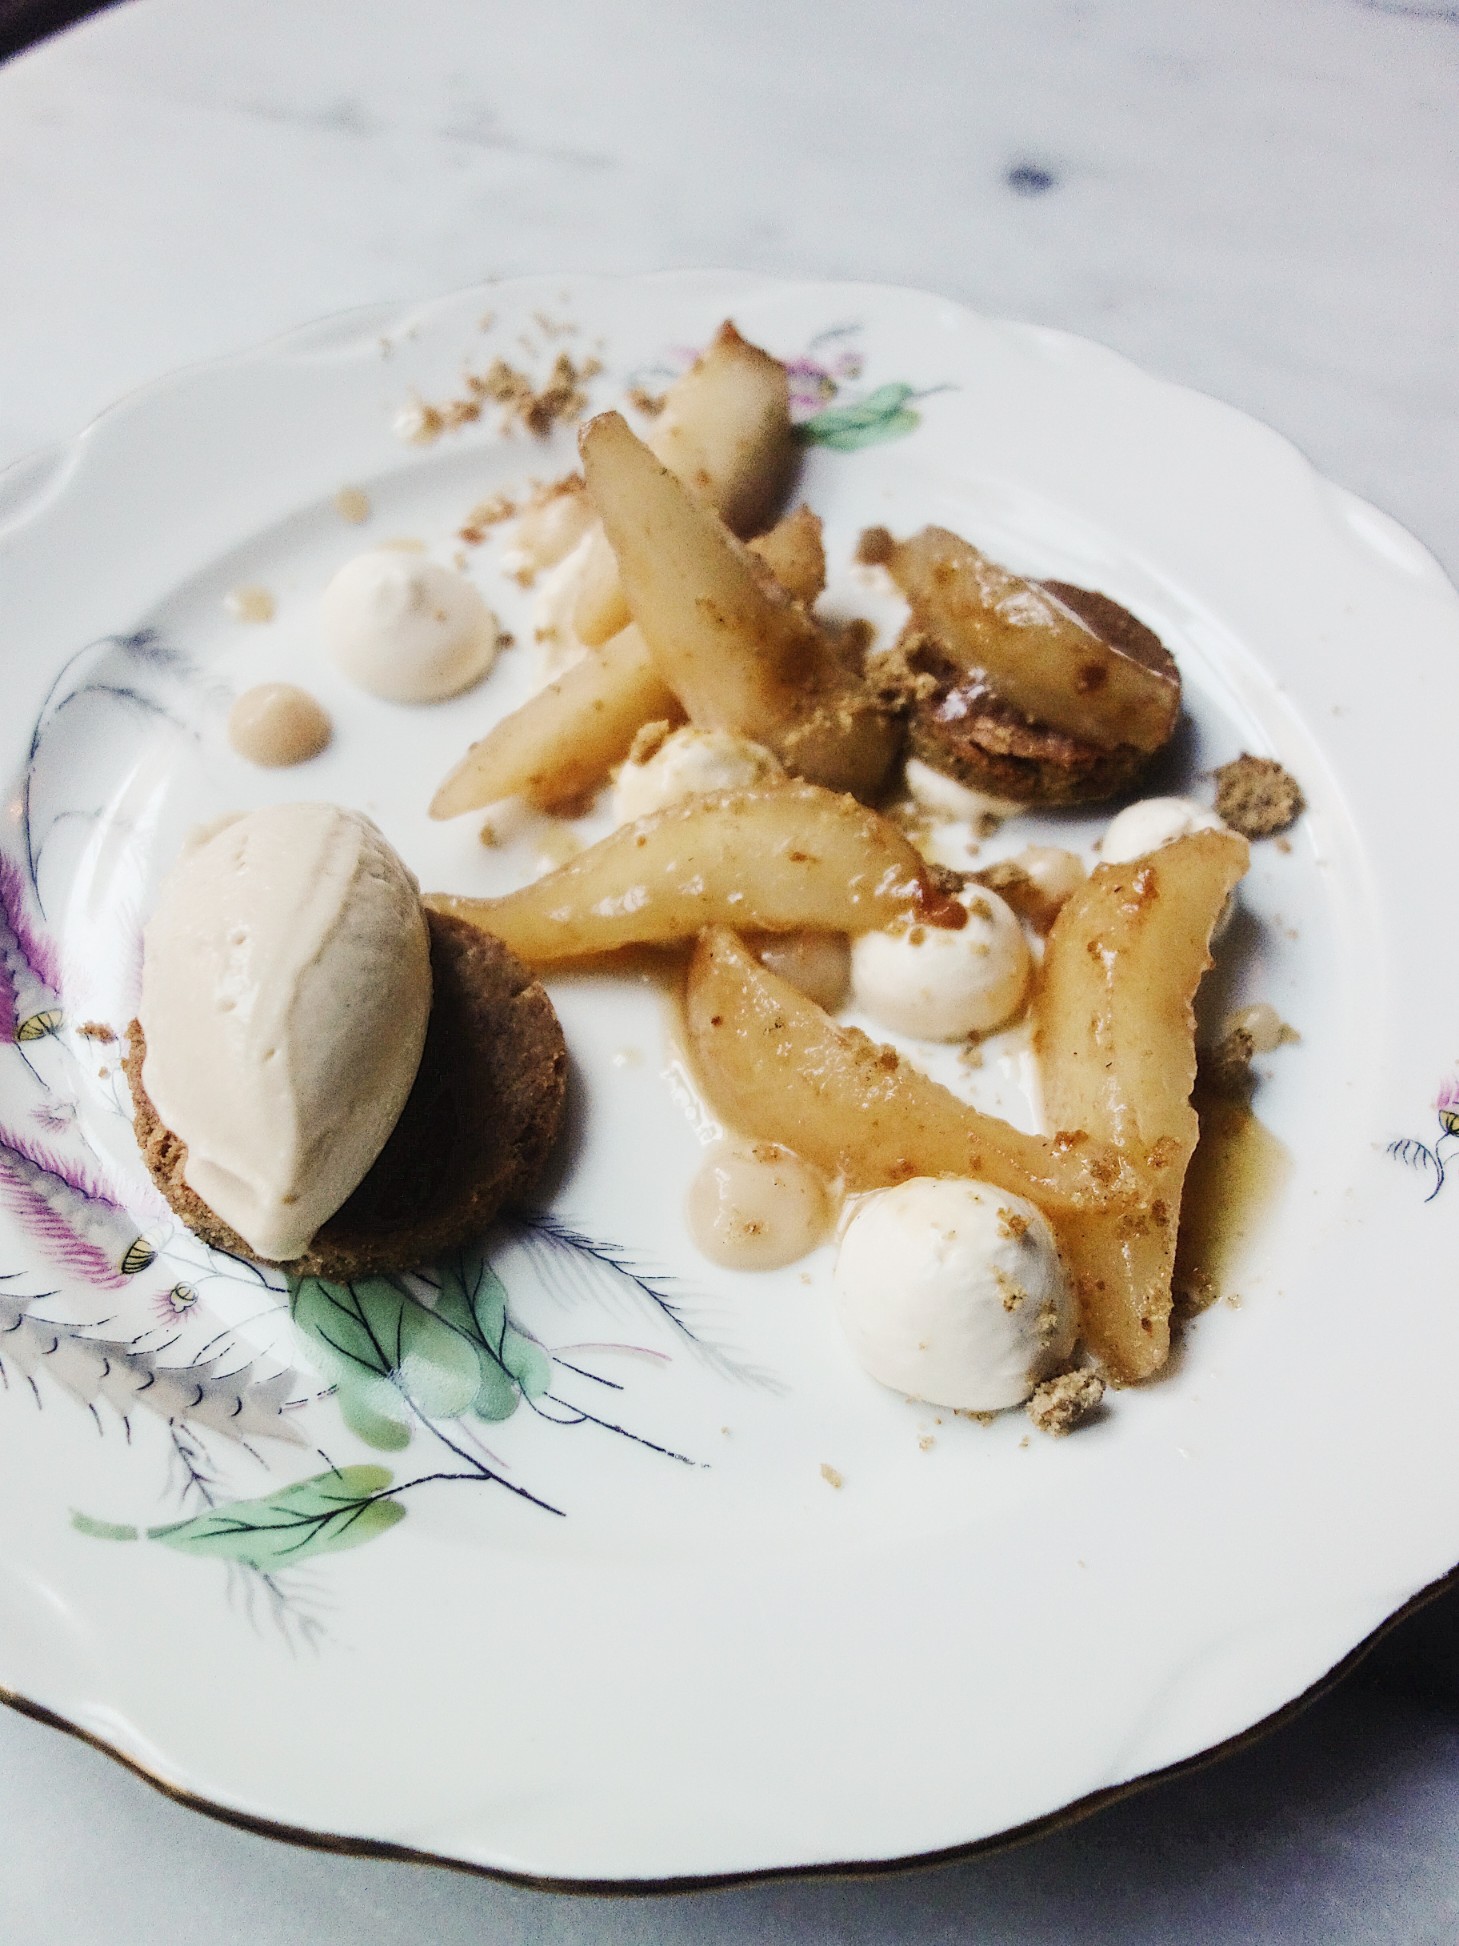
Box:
[435,1253,553,1422]
[796,383,922,451]
[290,1273,483,1421]
[73,1466,404,1570]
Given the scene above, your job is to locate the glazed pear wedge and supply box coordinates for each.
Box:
[582,411,898,798]
[879,525,1180,753]
[1033,828,1250,1380]
[686,929,1137,1217]
[430,625,678,818]
[429,785,960,960]
[431,505,828,819]
[573,321,796,645]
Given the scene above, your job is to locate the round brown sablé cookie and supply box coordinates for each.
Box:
[895,581,1182,807]
[125,909,567,1279]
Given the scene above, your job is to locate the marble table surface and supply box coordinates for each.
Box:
[3,0,1459,1936]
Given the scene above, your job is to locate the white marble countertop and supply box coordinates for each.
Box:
[3,0,1459,1936]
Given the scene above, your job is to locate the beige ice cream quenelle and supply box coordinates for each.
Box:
[137,803,431,1260]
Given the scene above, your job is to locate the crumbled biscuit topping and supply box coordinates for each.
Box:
[1026,1369,1106,1436]
[1213,754,1305,839]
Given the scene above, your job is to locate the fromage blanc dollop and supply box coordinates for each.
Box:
[850,884,1030,1041]
[833,1177,1074,1410]
[137,804,431,1260]
[322,550,498,702]
[1101,795,1228,865]
[613,726,784,824]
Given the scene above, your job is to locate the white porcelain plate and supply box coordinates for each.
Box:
[1,271,1456,1888]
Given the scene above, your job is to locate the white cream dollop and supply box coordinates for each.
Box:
[322,550,498,702]
[1101,796,1227,865]
[613,726,784,823]
[834,1178,1074,1410]
[904,757,1022,825]
[850,884,1031,1042]
[137,803,432,1261]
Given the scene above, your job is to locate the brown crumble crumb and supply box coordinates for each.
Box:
[334,486,371,525]
[1027,1369,1106,1436]
[78,1022,116,1043]
[958,1040,985,1071]
[627,385,665,416]
[819,1462,844,1489]
[1225,1291,1244,1310]
[856,525,895,567]
[799,1272,812,1286]
[479,821,500,849]
[1175,1268,1220,1316]
[1019,1434,1030,1448]
[626,718,675,766]
[720,1425,731,1436]
[918,1435,936,1452]
[997,1206,1030,1241]
[402,352,600,447]
[457,491,518,544]
[1202,1025,1258,1099]
[96,1066,110,1079]
[1213,754,1305,839]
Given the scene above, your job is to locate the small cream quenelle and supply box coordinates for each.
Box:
[137,804,431,1261]
[850,884,1030,1042]
[904,757,1021,825]
[322,550,498,702]
[613,726,784,824]
[833,1177,1075,1411]
[1101,796,1228,865]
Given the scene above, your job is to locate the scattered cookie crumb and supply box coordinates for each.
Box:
[918,1435,936,1452]
[819,1462,844,1489]
[393,352,600,446]
[457,492,519,545]
[1225,1291,1243,1310]
[1019,1434,1029,1448]
[626,718,676,767]
[855,525,895,567]
[1213,754,1304,839]
[1026,1369,1106,1437]
[224,585,275,624]
[77,1021,116,1043]
[334,486,371,525]
[393,398,446,445]
[720,1425,732,1437]
[1203,1025,1258,1099]
[627,385,665,417]
[1174,1267,1220,1316]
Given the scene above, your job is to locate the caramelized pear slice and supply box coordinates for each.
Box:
[429,784,960,961]
[582,412,898,799]
[686,929,1136,1216]
[1033,828,1250,1381]
[573,321,795,647]
[878,525,1179,753]
[430,626,678,818]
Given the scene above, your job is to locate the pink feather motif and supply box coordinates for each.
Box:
[0,852,61,1044]
[0,1129,147,1289]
